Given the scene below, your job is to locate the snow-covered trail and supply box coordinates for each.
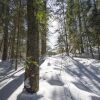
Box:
[39,60,74,100]
[0,55,100,100]
[38,56,100,100]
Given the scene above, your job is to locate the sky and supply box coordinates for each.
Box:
[48,19,58,49]
[47,0,59,50]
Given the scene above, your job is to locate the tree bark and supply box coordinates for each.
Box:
[41,0,47,56]
[2,0,9,60]
[15,0,21,70]
[25,0,39,93]
[78,0,84,54]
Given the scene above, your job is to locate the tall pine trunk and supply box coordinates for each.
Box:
[62,0,69,55]
[41,0,47,56]
[15,0,21,70]
[2,0,9,60]
[77,0,84,54]
[25,0,39,93]
[41,31,46,56]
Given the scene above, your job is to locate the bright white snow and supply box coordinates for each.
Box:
[0,55,100,100]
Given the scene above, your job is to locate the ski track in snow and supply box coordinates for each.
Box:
[0,55,100,100]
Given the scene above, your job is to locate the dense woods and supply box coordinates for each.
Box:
[55,0,100,59]
[0,0,100,93]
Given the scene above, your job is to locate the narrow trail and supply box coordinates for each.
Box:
[40,57,74,100]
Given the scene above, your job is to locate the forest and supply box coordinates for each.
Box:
[0,0,100,100]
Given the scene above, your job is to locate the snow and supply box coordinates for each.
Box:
[0,61,12,75]
[0,55,100,100]
[24,78,31,88]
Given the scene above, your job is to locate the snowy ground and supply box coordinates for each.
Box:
[0,55,100,100]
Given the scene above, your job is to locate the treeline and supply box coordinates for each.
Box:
[54,0,100,59]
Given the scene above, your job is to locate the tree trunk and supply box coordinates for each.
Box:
[41,32,46,56]
[97,44,100,59]
[41,0,47,56]
[78,0,84,54]
[15,0,21,70]
[81,1,94,58]
[25,0,39,93]
[97,32,100,59]
[41,1,47,56]
[62,0,69,55]
[87,35,94,59]
[2,0,9,60]
[11,28,16,61]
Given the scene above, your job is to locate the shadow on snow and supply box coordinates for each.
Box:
[0,73,24,100]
